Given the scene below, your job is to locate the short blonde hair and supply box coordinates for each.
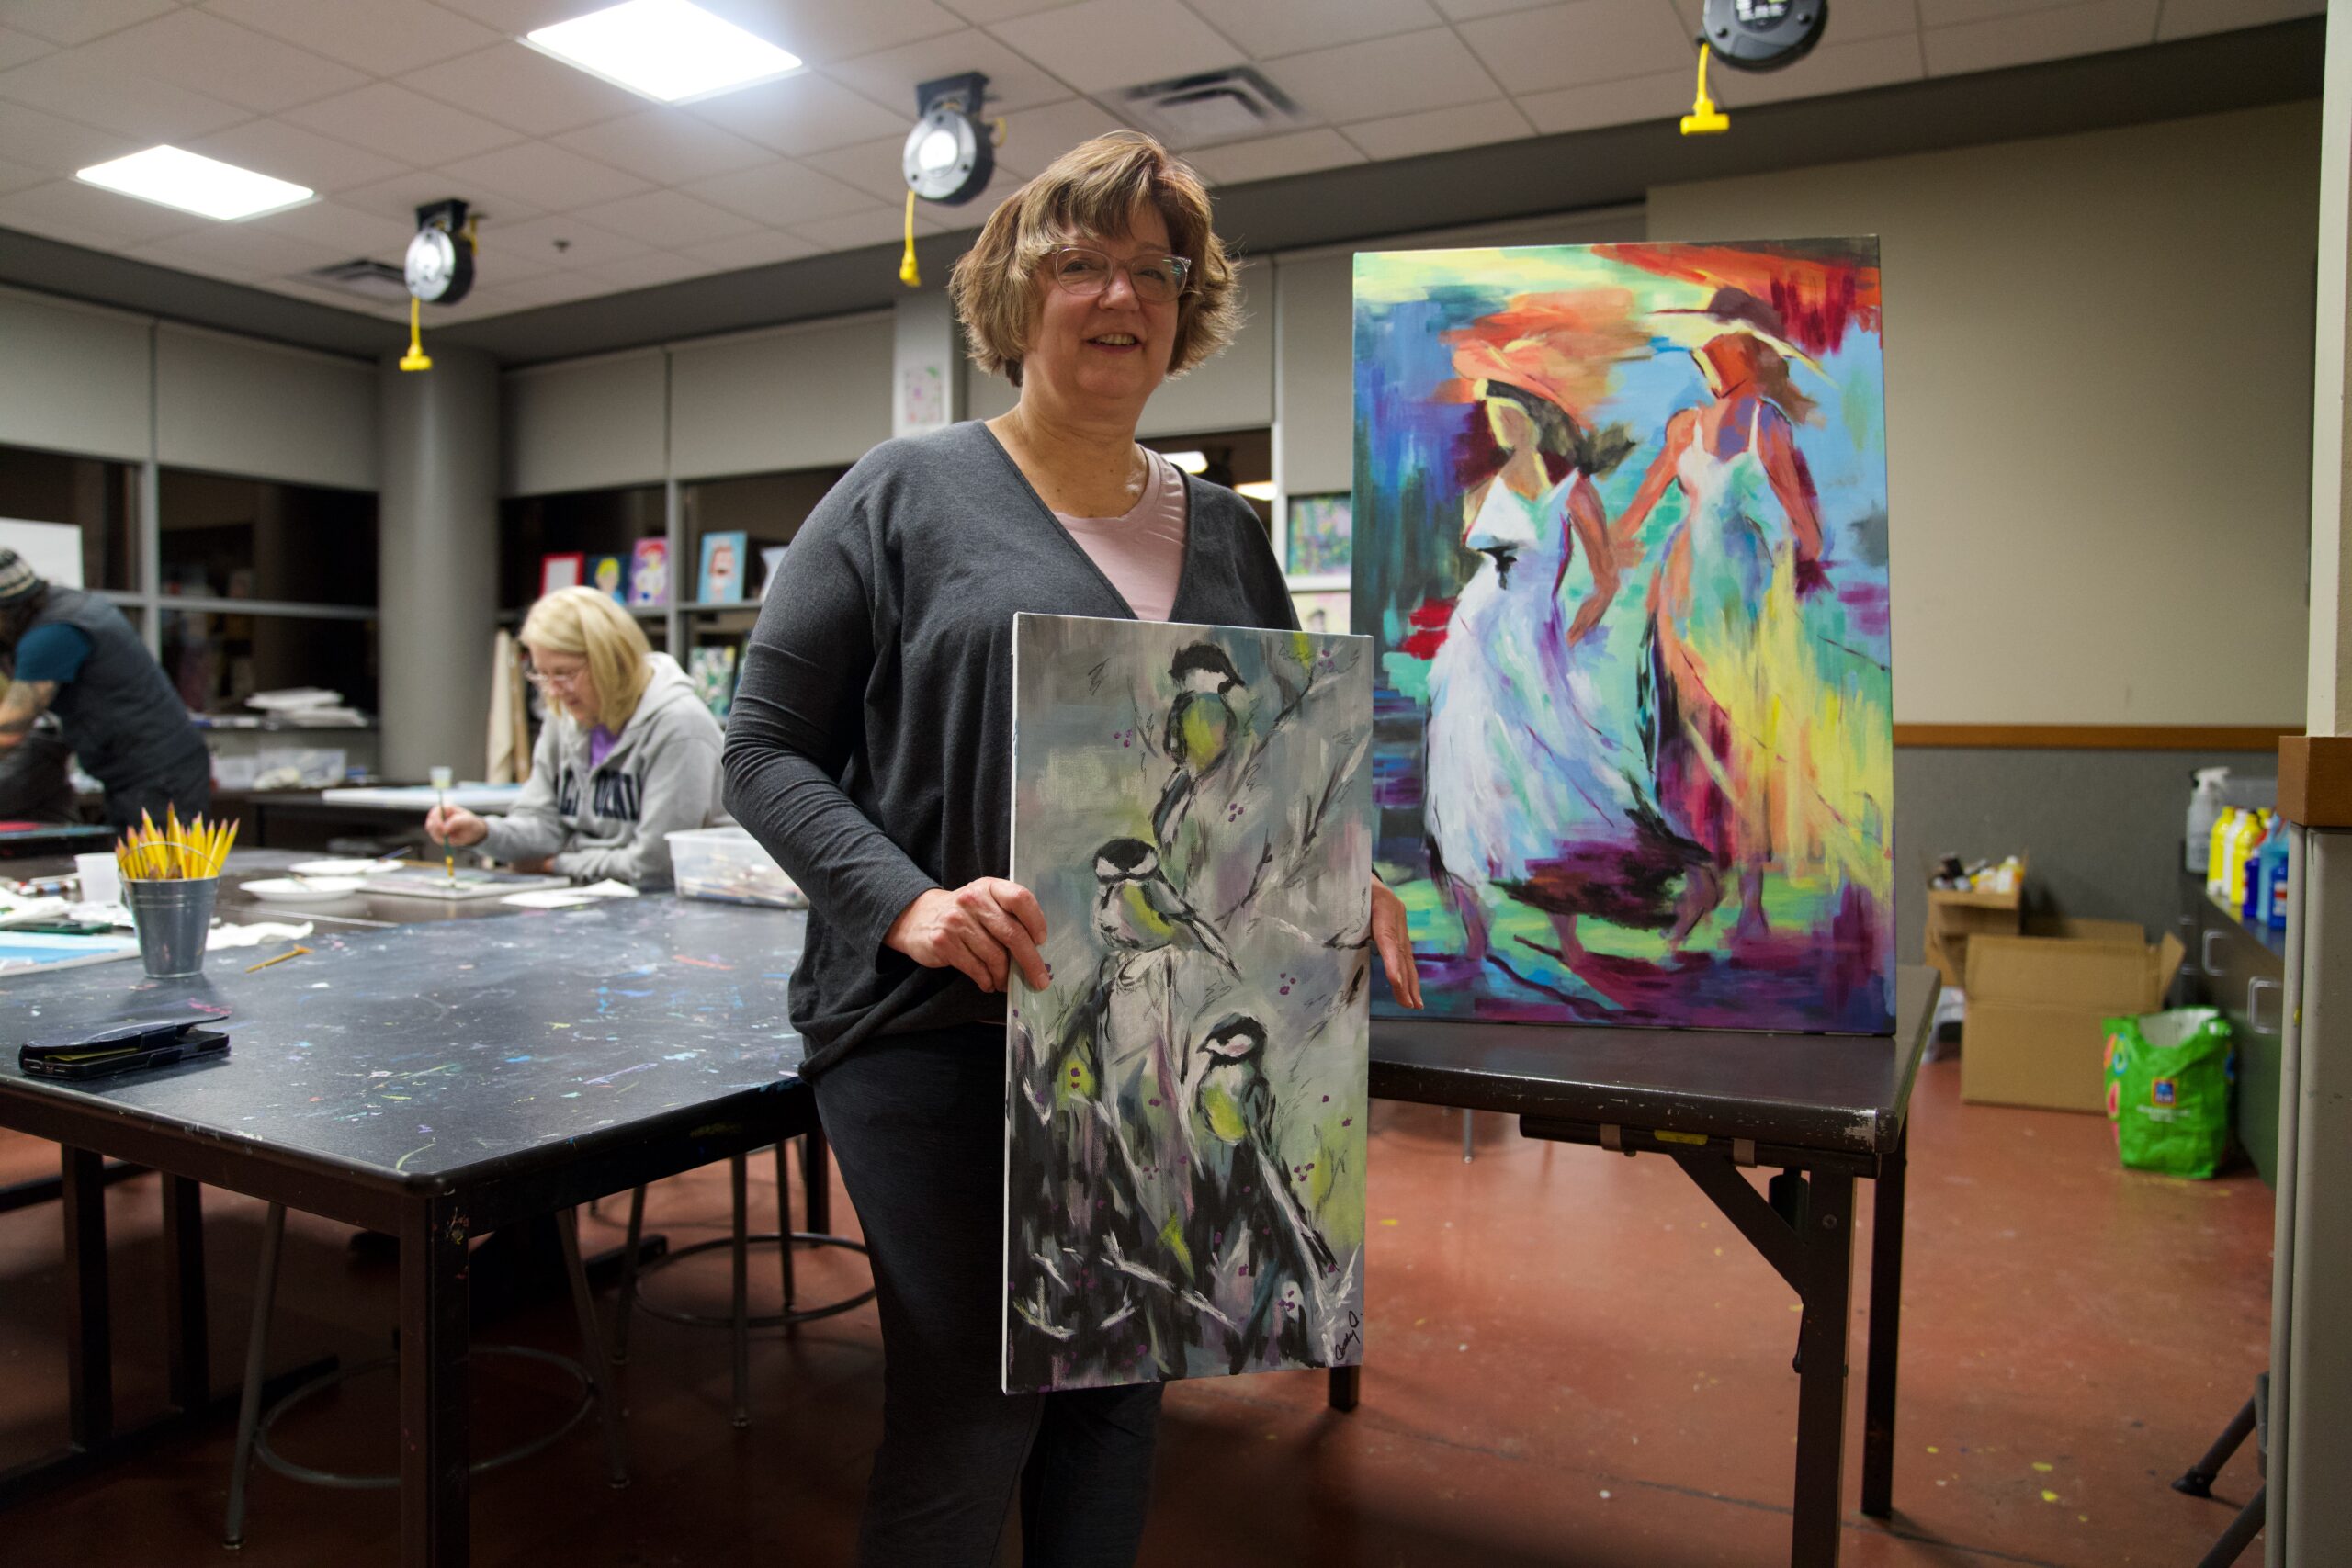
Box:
[950,131,1239,388]
[520,586,652,733]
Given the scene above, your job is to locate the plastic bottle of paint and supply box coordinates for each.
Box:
[2232,809,2269,915]
[2267,822,2291,931]
[2187,767,2230,874]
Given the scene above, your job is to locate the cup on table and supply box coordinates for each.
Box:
[127,876,219,978]
[74,851,121,909]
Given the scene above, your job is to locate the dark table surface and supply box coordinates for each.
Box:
[1367,964,1936,1156]
[11,848,558,928]
[0,894,808,1194]
[0,823,114,861]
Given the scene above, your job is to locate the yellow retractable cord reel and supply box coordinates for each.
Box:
[400,198,478,371]
[899,72,1001,288]
[1681,0,1830,137]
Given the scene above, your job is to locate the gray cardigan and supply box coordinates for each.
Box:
[722,421,1295,1077]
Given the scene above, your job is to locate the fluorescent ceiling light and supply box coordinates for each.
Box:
[76,146,312,221]
[1235,480,1277,501]
[526,0,801,104]
[1161,450,1210,474]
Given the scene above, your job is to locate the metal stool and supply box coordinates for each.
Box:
[224,1204,628,1548]
[610,1134,874,1427]
[2172,1372,2268,1568]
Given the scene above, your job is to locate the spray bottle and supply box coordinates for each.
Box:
[2187,767,2230,874]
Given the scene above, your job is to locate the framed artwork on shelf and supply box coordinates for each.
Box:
[1284,492,1351,585]
[1291,590,1349,636]
[698,530,747,605]
[539,552,584,596]
[627,537,667,606]
[587,554,628,603]
[758,544,788,600]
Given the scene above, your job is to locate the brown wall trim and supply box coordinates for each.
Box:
[1894,724,2301,751]
[2278,736,2352,827]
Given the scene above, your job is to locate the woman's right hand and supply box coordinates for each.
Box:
[885,880,1049,994]
[425,804,490,848]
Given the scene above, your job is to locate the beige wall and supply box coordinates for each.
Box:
[1650,102,2322,727]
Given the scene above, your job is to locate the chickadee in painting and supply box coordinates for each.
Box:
[1153,643,1246,845]
[1091,837,1238,975]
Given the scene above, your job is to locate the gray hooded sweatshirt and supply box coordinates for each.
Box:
[481,651,725,889]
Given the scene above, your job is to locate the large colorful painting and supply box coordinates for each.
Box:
[1354,239,1894,1034]
[1004,613,1372,1393]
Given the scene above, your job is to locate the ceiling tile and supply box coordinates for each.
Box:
[483,211,653,270]
[186,118,410,197]
[1669,0,1919,39]
[2158,0,2323,39]
[1917,0,2086,21]
[991,97,1131,176]
[1260,28,1506,123]
[76,9,368,115]
[3,0,177,49]
[679,227,821,268]
[1186,127,1366,185]
[1340,96,1535,160]
[821,28,1073,117]
[202,0,504,75]
[570,187,763,245]
[551,109,776,185]
[438,140,651,213]
[0,51,251,142]
[691,159,888,225]
[1187,0,1444,61]
[582,249,715,288]
[133,220,348,282]
[1512,66,1687,133]
[1719,29,1924,107]
[401,42,648,138]
[0,27,54,71]
[1459,0,1692,96]
[802,135,924,201]
[426,0,594,32]
[700,0,968,68]
[242,199,418,260]
[1431,0,1560,18]
[988,0,1248,94]
[0,178,205,246]
[0,153,47,197]
[792,204,942,249]
[340,167,548,230]
[258,276,413,321]
[284,83,526,168]
[473,268,621,310]
[941,0,1081,21]
[1924,0,2160,74]
[0,99,144,176]
[688,70,911,155]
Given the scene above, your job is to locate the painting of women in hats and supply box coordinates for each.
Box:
[1353,238,1894,1034]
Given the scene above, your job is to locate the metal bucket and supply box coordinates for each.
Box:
[127,877,218,978]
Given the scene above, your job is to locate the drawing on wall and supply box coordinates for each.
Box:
[1285,492,1352,580]
[1354,239,1894,1034]
[1003,613,1373,1393]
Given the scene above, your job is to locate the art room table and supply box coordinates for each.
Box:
[0,880,816,1568]
[0,821,113,862]
[1350,964,1936,1568]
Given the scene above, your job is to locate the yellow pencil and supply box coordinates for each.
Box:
[245,944,310,972]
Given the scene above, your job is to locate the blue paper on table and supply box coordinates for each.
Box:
[0,931,141,972]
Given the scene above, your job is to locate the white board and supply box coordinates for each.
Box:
[0,519,85,588]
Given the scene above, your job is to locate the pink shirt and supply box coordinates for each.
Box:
[1051,449,1189,623]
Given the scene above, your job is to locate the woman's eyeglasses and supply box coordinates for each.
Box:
[1042,246,1190,305]
[523,660,589,692]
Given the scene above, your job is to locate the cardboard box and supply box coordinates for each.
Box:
[1962,919,2186,1112]
[1925,879,2023,989]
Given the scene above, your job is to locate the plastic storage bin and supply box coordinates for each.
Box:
[666,826,805,908]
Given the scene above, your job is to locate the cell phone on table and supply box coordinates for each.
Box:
[19,1019,232,1081]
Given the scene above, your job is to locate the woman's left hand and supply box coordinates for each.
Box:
[1370,879,1423,1010]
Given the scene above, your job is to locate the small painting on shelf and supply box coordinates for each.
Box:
[539,552,584,596]
[588,554,628,603]
[1291,591,1348,637]
[698,530,747,605]
[1285,493,1351,581]
[628,538,667,606]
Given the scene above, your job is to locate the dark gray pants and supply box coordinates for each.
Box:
[815,1025,1163,1568]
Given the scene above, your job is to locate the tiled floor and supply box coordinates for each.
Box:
[0,1057,2271,1566]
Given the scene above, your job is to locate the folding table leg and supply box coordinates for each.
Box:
[799,1128,831,1235]
[399,1196,471,1568]
[160,1174,209,1414]
[60,1146,112,1449]
[1861,1127,1907,1519]
[1791,1171,1858,1568]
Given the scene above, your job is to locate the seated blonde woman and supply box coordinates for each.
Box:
[428,586,724,889]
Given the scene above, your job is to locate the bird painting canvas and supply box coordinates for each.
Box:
[1355,239,1894,1034]
[1004,612,1373,1393]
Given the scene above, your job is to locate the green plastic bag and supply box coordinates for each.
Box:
[2102,1008,2234,1179]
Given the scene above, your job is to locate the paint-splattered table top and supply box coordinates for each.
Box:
[0,894,808,1191]
[1368,964,1936,1156]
